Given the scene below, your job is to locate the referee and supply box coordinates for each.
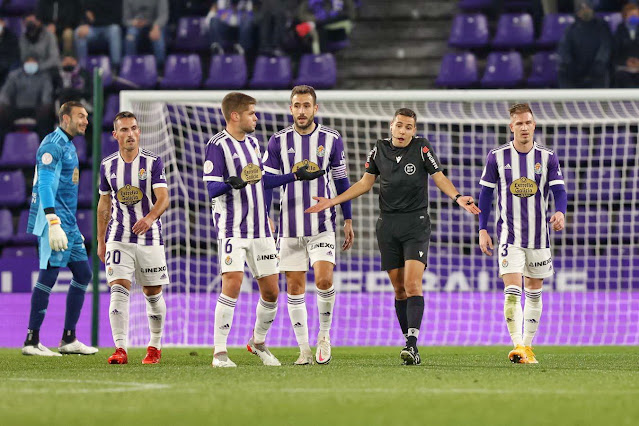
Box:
[306,108,480,365]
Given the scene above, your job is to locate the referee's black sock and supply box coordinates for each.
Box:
[394,298,408,343]
[406,295,425,348]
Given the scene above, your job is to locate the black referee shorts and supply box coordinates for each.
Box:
[375,210,431,271]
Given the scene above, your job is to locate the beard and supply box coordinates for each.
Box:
[295,116,314,130]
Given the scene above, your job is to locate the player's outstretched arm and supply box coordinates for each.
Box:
[96,194,111,263]
[431,171,481,215]
[132,187,169,235]
[305,172,376,214]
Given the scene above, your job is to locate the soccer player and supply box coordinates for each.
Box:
[97,111,170,365]
[262,85,354,365]
[22,101,98,356]
[307,108,480,365]
[478,103,566,364]
[204,92,324,368]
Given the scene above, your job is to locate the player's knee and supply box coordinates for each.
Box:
[261,288,279,302]
[70,261,92,284]
[394,287,407,299]
[315,276,332,290]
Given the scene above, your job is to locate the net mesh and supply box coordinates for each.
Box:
[122,93,639,347]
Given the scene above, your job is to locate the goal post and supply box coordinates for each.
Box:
[118,89,639,347]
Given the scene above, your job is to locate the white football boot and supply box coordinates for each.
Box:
[315,336,332,365]
[294,348,314,365]
[212,352,237,368]
[22,343,62,357]
[247,337,281,366]
[58,340,99,355]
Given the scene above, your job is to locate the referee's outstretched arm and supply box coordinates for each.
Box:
[431,171,481,215]
[305,172,376,214]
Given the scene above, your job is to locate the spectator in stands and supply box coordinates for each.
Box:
[0,17,20,87]
[613,2,639,87]
[20,14,61,77]
[123,0,169,67]
[0,57,54,142]
[56,55,92,108]
[558,1,613,88]
[75,1,123,70]
[254,0,290,56]
[206,0,255,55]
[297,0,355,54]
[37,0,83,56]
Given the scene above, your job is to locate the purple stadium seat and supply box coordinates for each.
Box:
[598,12,622,33]
[101,131,119,158]
[481,51,523,88]
[204,55,247,89]
[537,14,575,49]
[2,246,37,257]
[2,0,36,14]
[117,55,157,89]
[492,13,534,49]
[458,0,493,11]
[0,170,26,207]
[102,94,120,129]
[435,52,478,88]
[249,55,292,89]
[3,16,23,36]
[84,55,113,87]
[448,13,489,49]
[0,132,39,168]
[174,17,209,51]
[0,209,12,244]
[78,172,94,207]
[294,53,337,89]
[73,135,89,165]
[160,54,202,89]
[76,209,92,240]
[12,210,37,245]
[527,52,559,88]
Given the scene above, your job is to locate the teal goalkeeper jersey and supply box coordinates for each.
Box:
[27,127,81,237]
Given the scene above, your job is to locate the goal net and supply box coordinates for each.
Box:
[119,89,639,347]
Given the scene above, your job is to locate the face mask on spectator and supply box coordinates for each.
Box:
[24,62,38,75]
[628,15,639,27]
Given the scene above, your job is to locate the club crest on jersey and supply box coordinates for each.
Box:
[138,168,147,180]
[292,159,321,173]
[404,163,416,175]
[116,184,144,206]
[534,162,542,174]
[72,167,79,184]
[316,145,325,157]
[203,160,214,174]
[510,177,538,198]
[240,163,262,184]
[225,256,232,265]
[108,267,113,276]
[502,259,508,267]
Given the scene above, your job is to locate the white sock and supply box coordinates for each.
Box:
[213,294,237,355]
[254,298,277,343]
[109,284,130,350]
[504,285,523,347]
[144,292,166,349]
[287,293,310,351]
[316,285,335,341]
[523,288,543,347]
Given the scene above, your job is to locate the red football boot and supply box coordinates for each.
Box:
[142,346,161,364]
[108,348,128,364]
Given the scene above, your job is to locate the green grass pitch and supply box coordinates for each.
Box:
[1,346,638,426]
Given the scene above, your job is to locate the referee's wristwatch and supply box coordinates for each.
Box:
[453,193,463,203]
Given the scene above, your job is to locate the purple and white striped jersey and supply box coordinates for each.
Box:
[203,130,271,239]
[99,149,167,245]
[262,124,346,238]
[479,141,565,249]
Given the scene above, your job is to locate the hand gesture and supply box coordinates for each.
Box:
[305,196,333,213]
[132,216,154,235]
[294,165,325,181]
[457,195,481,215]
[549,211,565,231]
[479,229,493,256]
[342,220,354,251]
[225,176,247,190]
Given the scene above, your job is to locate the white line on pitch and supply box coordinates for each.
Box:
[5,378,170,393]
[278,387,639,395]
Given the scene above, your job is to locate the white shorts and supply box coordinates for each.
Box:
[278,231,336,272]
[218,237,279,279]
[498,245,553,279]
[105,242,170,286]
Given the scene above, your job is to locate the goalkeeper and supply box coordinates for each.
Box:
[306,108,479,365]
[23,101,98,357]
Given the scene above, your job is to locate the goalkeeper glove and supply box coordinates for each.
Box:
[294,165,326,181]
[46,213,68,251]
[225,176,248,190]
